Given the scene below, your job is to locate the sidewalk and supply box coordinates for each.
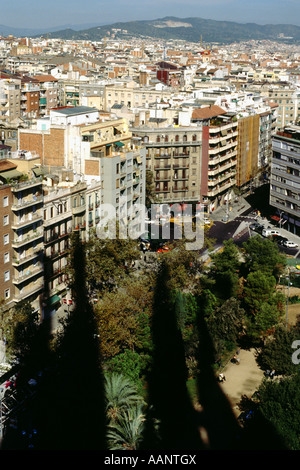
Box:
[218,348,265,417]
[209,196,252,223]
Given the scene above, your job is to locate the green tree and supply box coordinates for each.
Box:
[106,403,145,450]
[257,373,300,450]
[94,277,153,360]
[145,170,159,208]
[159,239,203,291]
[210,239,241,299]
[205,297,245,357]
[106,349,151,392]
[243,271,284,338]
[84,228,139,294]
[104,372,145,423]
[242,235,286,278]
[6,300,39,362]
[259,322,300,376]
[243,270,284,339]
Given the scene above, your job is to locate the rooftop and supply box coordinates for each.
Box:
[50,106,98,116]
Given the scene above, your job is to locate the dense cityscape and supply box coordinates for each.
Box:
[0,13,299,453]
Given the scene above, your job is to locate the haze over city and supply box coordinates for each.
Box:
[2,0,300,30]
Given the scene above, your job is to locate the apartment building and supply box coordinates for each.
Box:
[131,122,202,204]
[104,81,174,111]
[42,182,73,318]
[18,106,100,170]
[192,106,238,212]
[270,125,300,236]
[258,105,278,170]
[0,167,45,314]
[267,85,298,130]
[0,121,20,152]
[0,184,15,309]
[20,76,40,118]
[0,76,21,122]
[85,119,146,237]
[33,75,59,116]
[236,114,260,189]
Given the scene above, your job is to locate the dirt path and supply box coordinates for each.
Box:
[218,348,265,417]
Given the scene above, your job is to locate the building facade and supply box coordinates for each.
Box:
[131,124,202,204]
[270,125,300,236]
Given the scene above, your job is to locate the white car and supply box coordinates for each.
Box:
[283,240,298,248]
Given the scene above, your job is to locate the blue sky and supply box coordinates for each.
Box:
[2,0,300,29]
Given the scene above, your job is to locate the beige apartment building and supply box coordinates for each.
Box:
[104,81,174,111]
[0,77,21,122]
[267,85,298,130]
[131,120,202,204]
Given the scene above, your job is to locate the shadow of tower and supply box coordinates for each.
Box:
[141,261,203,450]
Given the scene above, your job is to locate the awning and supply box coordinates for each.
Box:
[115,141,125,147]
[0,169,23,180]
[46,294,61,306]
[32,167,44,177]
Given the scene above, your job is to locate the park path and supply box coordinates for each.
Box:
[218,348,265,417]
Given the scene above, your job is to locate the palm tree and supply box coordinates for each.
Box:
[106,404,145,450]
[104,373,144,423]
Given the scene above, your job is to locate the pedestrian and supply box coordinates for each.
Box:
[236,348,240,355]
[270,369,275,380]
[218,373,226,383]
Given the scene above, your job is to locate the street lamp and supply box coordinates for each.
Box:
[279,211,284,230]
[285,268,290,329]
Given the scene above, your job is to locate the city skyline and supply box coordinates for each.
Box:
[1,0,300,31]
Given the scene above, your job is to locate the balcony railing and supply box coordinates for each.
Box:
[12,230,44,248]
[11,195,43,210]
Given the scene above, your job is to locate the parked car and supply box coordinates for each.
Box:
[249,222,261,231]
[262,228,281,238]
[157,243,170,253]
[283,240,298,248]
[250,223,264,234]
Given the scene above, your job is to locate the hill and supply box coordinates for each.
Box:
[38,16,300,44]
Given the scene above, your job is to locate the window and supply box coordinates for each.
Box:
[4,271,10,282]
[3,215,9,225]
[4,252,9,263]
[4,234,9,245]
[3,196,8,207]
[4,289,10,300]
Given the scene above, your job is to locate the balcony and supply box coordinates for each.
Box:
[12,250,42,267]
[11,195,43,211]
[12,230,44,248]
[11,213,43,230]
[72,204,86,215]
[172,186,188,192]
[13,264,44,285]
[13,282,44,302]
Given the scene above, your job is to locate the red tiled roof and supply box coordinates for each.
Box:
[0,160,17,172]
[32,74,58,82]
[192,105,227,120]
